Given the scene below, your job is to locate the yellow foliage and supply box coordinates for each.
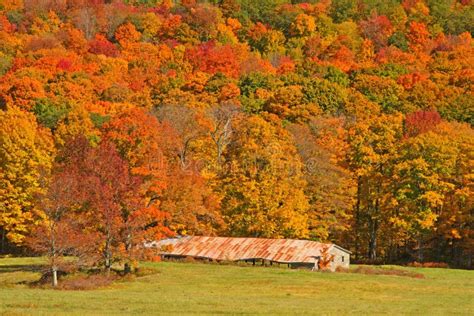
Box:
[291,14,316,37]
[0,106,55,244]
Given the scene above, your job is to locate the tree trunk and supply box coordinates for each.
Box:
[52,266,58,287]
[104,242,111,276]
[124,231,133,274]
[105,257,111,276]
[0,229,5,254]
[418,237,424,262]
[124,262,131,274]
[355,176,361,260]
[368,218,378,261]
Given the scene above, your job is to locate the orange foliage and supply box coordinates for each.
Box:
[0,0,472,270]
[186,42,243,78]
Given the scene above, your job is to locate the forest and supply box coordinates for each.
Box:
[0,0,472,274]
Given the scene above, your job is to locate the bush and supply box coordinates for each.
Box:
[134,267,160,277]
[407,262,449,269]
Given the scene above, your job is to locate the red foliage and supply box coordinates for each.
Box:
[88,34,118,57]
[402,0,423,10]
[404,110,442,137]
[0,14,14,33]
[397,72,428,89]
[57,58,73,71]
[276,56,296,75]
[58,136,170,269]
[360,14,394,49]
[186,41,241,78]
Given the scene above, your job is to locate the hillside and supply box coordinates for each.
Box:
[0,0,473,271]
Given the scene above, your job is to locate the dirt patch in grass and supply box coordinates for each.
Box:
[31,267,160,290]
[57,274,117,290]
[337,265,425,279]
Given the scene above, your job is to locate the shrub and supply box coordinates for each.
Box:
[134,267,160,278]
[407,262,449,269]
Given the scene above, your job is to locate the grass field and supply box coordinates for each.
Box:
[0,257,473,315]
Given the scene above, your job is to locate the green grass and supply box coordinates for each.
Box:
[0,257,473,315]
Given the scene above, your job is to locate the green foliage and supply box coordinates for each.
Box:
[5,10,23,26]
[89,113,111,128]
[0,55,12,76]
[33,98,70,129]
[323,66,350,87]
[239,72,281,113]
[353,74,404,113]
[359,0,402,18]
[427,0,474,35]
[302,79,348,115]
[239,0,290,24]
[360,63,410,80]
[388,32,409,51]
[329,0,358,23]
[124,0,161,7]
[205,72,233,93]
[239,72,277,96]
[437,94,474,126]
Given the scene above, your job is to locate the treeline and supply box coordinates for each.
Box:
[0,0,473,270]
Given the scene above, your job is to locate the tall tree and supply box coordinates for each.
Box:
[221,115,309,238]
[154,105,207,169]
[347,112,404,260]
[207,103,240,165]
[289,117,355,241]
[59,137,168,273]
[0,106,55,251]
[27,169,96,286]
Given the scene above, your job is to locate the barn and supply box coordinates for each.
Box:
[150,236,351,271]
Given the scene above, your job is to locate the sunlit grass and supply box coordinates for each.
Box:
[0,257,473,315]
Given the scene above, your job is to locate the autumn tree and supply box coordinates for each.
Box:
[0,106,55,251]
[288,117,355,241]
[404,109,442,137]
[159,167,224,236]
[291,14,316,37]
[207,103,240,165]
[27,169,96,286]
[103,108,176,201]
[59,137,167,273]
[360,14,394,49]
[393,121,473,264]
[221,115,309,238]
[154,105,207,169]
[347,112,404,260]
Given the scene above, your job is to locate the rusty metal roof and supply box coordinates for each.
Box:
[157,236,349,264]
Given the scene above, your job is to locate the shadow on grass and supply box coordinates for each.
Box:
[0,264,47,274]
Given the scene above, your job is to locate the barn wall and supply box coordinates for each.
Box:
[329,247,350,271]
